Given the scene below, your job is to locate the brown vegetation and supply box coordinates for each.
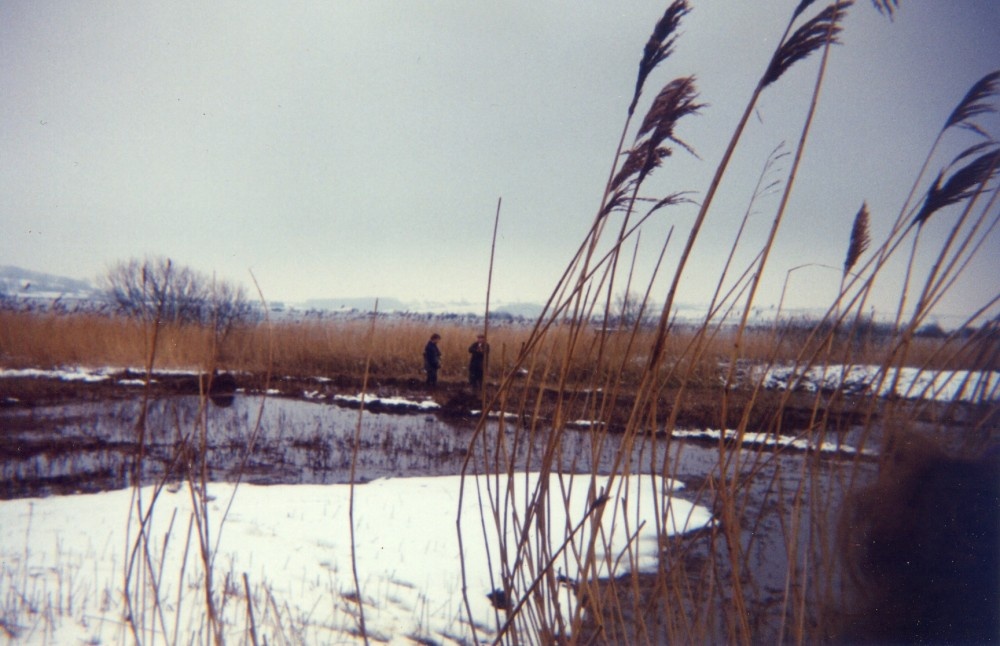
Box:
[1,307,990,382]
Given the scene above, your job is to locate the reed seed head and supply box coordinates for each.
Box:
[912,146,1000,228]
[630,0,691,115]
[870,0,899,18]
[612,77,703,193]
[844,202,871,275]
[761,2,853,89]
[944,70,1000,136]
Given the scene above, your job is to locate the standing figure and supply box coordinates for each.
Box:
[423,333,442,388]
[468,334,489,390]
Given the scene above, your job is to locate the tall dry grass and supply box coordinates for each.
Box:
[0,308,980,382]
[452,1,999,644]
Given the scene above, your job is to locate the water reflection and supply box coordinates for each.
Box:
[0,382,864,587]
[2,395,725,498]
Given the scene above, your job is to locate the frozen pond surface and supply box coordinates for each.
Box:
[2,393,868,599]
[0,392,882,643]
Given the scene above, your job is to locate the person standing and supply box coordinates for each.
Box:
[423,333,442,388]
[468,333,489,390]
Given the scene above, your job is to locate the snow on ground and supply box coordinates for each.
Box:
[670,428,871,455]
[0,366,132,383]
[333,393,441,411]
[0,473,711,644]
[0,362,988,641]
[761,364,999,401]
[0,367,441,411]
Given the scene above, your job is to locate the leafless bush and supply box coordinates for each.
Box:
[101,256,258,334]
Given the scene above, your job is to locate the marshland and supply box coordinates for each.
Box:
[2,1,1000,644]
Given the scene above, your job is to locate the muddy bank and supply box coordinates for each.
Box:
[0,368,882,431]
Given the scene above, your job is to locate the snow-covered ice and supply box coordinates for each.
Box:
[2,360,991,642]
[0,472,711,644]
[761,363,999,402]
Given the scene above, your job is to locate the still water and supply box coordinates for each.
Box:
[2,393,870,617]
[1,395,732,499]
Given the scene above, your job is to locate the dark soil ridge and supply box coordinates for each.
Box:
[0,369,879,431]
[2,368,986,433]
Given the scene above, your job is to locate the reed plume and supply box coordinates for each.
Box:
[945,69,1000,136]
[610,140,671,194]
[761,2,852,89]
[630,0,691,116]
[844,202,871,275]
[615,76,704,191]
[792,0,820,21]
[870,0,899,17]
[911,145,1000,228]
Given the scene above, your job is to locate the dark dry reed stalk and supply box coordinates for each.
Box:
[122,260,180,644]
[778,105,995,642]
[874,149,999,429]
[213,271,274,540]
[775,101,997,455]
[458,2,697,636]
[778,207,884,634]
[187,282,280,639]
[597,76,703,370]
[116,269,279,645]
[482,196,502,410]
[692,8,850,639]
[243,572,260,646]
[646,2,851,391]
[713,144,789,313]
[796,204,873,470]
[499,0,692,368]
[347,302,379,646]
[722,0,850,386]
[895,144,1000,321]
[669,146,789,446]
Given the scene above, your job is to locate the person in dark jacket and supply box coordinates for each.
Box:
[423,333,442,387]
[468,334,489,390]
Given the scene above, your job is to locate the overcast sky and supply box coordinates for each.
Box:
[2,1,997,321]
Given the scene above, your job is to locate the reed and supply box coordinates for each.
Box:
[453,1,999,644]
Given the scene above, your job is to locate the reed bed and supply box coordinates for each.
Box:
[0,308,980,381]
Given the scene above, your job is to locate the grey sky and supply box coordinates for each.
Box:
[2,1,998,321]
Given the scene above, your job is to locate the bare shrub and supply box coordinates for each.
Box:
[101,256,257,334]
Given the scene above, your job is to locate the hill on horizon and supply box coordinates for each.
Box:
[0,265,99,301]
[0,265,546,317]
